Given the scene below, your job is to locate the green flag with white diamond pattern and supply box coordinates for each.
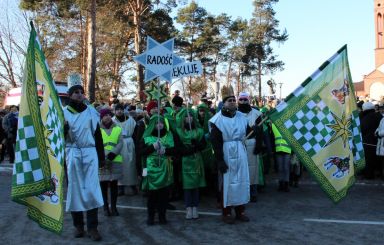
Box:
[269,45,365,203]
[11,22,65,233]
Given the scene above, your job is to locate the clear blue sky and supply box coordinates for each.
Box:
[196,0,375,97]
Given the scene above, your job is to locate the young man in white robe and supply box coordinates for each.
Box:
[112,103,138,195]
[209,85,254,224]
[237,92,263,202]
[64,84,105,241]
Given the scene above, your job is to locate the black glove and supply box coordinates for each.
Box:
[218,160,228,174]
[107,152,117,161]
[64,121,69,136]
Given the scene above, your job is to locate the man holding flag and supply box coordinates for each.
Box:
[11,22,105,242]
[64,76,105,241]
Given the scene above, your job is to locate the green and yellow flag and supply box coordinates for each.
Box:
[11,22,65,233]
[269,45,365,203]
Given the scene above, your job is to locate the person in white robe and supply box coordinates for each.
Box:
[112,104,138,195]
[64,84,105,241]
[209,85,252,225]
[237,92,263,202]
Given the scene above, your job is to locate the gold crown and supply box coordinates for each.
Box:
[221,85,235,100]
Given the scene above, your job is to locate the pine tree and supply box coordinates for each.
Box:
[245,0,288,99]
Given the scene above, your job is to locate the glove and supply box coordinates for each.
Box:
[204,133,210,140]
[107,152,117,161]
[64,121,69,135]
[158,145,166,155]
[218,160,228,174]
[153,141,160,150]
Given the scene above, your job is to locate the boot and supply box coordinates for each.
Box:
[235,213,250,222]
[100,181,110,216]
[277,181,284,192]
[250,196,258,203]
[103,205,111,216]
[147,209,155,225]
[284,181,290,192]
[74,225,84,238]
[110,181,119,216]
[111,206,119,216]
[118,186,125,196]
[222,215,235,224]
[289,174,294,186]
[185,207,193,220]
[88,228,102,241]
[192,207,199,219]
[293,175,299,188]
[159,210,167,224]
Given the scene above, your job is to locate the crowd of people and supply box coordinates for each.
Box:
[3,83,384,242]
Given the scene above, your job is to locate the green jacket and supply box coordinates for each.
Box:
[176,108,206,189]
[142,115,174,190]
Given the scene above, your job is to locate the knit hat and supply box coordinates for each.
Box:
[114,103,124,111]
[100,108,112,119]
[146,100,158,115]
[362,101,375,111]
[172,95,184,107]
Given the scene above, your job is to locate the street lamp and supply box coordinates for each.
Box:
[278,82,283,100]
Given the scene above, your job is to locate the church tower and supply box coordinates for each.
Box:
[355,0,384,100]
[375,0,384,68]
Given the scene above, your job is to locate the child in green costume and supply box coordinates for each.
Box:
[140,115,179,225]
[176,108,207,219]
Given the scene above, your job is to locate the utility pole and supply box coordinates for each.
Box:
[279,82,283,100]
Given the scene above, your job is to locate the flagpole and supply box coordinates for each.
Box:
[245,115,269,139]
[157,77,165,162]
[180,77,193,130]
[157,77,161,152]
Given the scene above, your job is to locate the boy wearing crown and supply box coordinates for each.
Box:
[209,85,253,224]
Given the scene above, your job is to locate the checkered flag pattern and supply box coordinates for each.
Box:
[283,95,335,157]
[349,110,364,161]
[46,99,65,165]
[12,115,43,185]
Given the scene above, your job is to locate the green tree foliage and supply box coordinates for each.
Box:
[245,0,288,98]
[224,17,249,94]
[12,0,287,104]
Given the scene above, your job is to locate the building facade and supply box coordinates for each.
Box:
[355,0,384,100]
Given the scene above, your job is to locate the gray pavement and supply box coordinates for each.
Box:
[1,161,384,245]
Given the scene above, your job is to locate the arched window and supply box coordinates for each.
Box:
[378,13,383,48]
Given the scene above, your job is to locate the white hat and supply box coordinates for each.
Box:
[362,101,375,111]
[238,91,250,99]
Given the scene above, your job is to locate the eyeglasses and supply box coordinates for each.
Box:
[226,99,236,103]
[238,98,248,102]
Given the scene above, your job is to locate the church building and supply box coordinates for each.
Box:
[355,0,384,100]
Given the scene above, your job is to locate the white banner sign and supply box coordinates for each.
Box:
[172,61,203,78]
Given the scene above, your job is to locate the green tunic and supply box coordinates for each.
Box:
[176,108,206,189]
[143,132,174,190]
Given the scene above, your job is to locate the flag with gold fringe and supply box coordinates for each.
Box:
[11,22,65,233]
[269,45,365,203]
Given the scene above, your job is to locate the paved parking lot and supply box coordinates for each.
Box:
[1,162,384,245]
